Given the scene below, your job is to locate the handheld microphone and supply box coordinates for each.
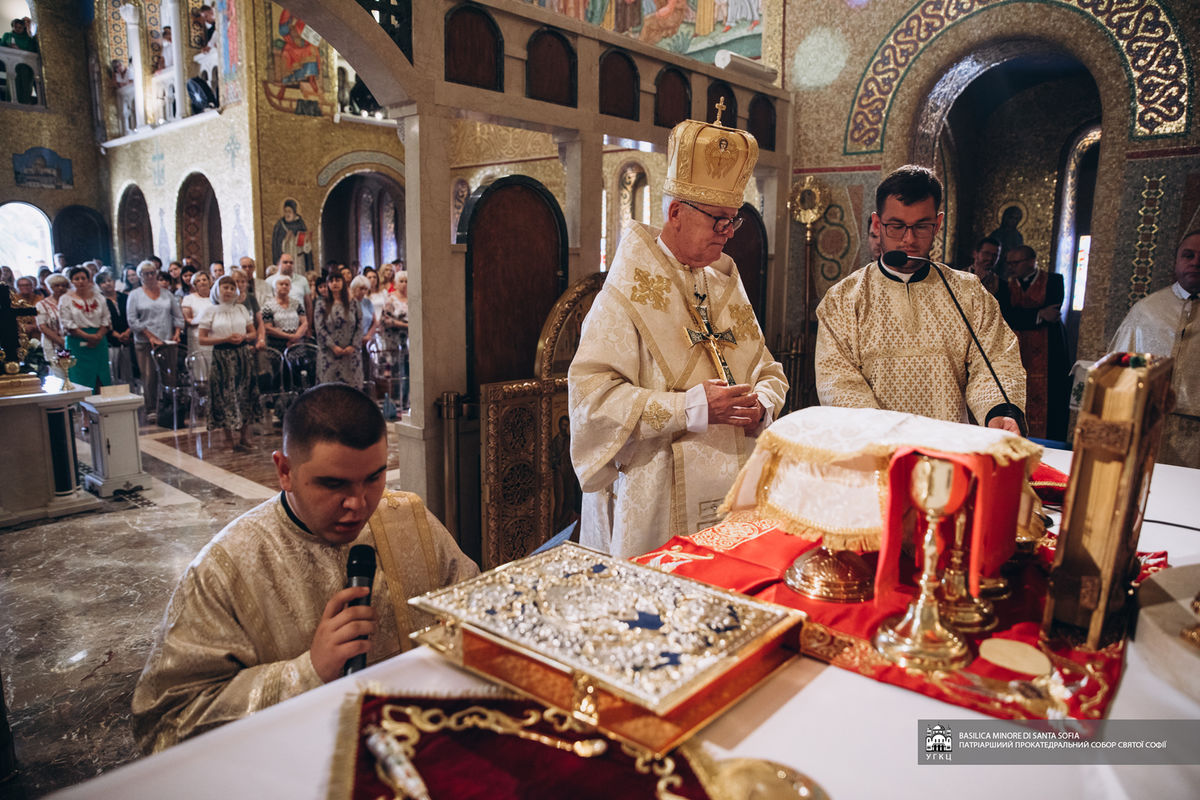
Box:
[881,250,1028,437]
[343,544,376,676]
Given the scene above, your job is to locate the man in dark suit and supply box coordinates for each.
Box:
[999,245,1068,440]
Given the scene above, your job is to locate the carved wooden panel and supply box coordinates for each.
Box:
[480,377,571,570]
[535,271,606,380]
[526,28,575,107]
[654,66,690,128]
[462,176,568,395]
[444,3,503,91]
[747,93,775,151]
[723,203,768,326]
[599,48,638,121]
[707,80,737,126]
[118,184,153,267]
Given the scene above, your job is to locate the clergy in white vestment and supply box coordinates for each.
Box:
[568,108,788,558]
[131,384,478,753]
[1109,230,1200,467]
[815,165,1026,434]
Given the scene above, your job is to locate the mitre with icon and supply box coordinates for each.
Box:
[663,99,759,209]
[721,406,1044,608]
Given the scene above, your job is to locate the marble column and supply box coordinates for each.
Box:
[394,105,459,520]
[119,4,145,131]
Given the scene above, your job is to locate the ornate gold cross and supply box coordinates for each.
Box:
[714,96,726,126]
[687,305,737,384]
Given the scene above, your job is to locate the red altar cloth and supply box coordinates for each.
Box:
[339,694,711,800]
[632,508,1167,721]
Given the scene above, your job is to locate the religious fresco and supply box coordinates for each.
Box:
[844,0,1190,155]
[272,198,312,270]
[216,0,244,104]
[262,2,331,117]
[521,0,762,62]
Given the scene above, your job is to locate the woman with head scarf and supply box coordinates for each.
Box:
[197,275,259,451]
[59,267,112,390]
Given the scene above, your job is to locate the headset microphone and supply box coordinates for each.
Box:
[880,251,1028,436]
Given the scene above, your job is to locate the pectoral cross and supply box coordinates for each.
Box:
[0,283,37,372]
[687,305,737,384]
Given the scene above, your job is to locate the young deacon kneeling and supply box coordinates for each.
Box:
[132,384,478,753]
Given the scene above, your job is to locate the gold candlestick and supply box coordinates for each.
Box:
[874,456,972,671]
[937,483,997,634]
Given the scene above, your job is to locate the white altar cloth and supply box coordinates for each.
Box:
[51,451,1200,800]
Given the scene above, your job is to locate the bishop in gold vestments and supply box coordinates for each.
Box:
[131,490,477,753]
[569,220,787,557]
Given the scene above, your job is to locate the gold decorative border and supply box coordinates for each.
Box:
[844,0,1190,155]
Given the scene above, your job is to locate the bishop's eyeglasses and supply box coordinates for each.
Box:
[881,220,937,239]
[680,200,743,235]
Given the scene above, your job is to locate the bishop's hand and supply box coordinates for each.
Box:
[310,586,377,683]
[704,379,763,429]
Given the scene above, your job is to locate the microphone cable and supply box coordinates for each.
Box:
[881,251,1028,436]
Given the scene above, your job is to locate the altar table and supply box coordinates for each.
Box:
[51,452,1200,800]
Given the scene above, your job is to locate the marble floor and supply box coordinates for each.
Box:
[0,420,403,798]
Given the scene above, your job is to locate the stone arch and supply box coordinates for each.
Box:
[117,183,154,267]
[843,0,1190,156]
[176,172,222,266]
[52,206,111,266]
[319,168,406,269]
[0,201,52,277]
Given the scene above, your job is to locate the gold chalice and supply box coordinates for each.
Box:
[874,456,973,671]
[937,478,997,634]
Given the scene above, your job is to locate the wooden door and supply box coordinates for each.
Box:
[723,203,768,325]
[461,176,568,397]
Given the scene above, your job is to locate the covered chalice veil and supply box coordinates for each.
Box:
[720,407,1045,602]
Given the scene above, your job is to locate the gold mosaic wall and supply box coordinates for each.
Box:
[252,0,407,272]
[782,0,1200,362]
[1,2,106,222]
[968,74,1102,268]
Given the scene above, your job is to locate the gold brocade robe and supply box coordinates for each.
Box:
[131,490,477,754]
[815,262,1026,426]
[568,222,788,558]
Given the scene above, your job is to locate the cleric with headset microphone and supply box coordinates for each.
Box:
[814,164,1027,435]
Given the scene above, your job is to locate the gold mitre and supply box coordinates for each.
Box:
[663,100,759,209]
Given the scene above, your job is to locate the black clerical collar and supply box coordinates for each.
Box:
[876,260,930,284]
[279,491,313,534]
